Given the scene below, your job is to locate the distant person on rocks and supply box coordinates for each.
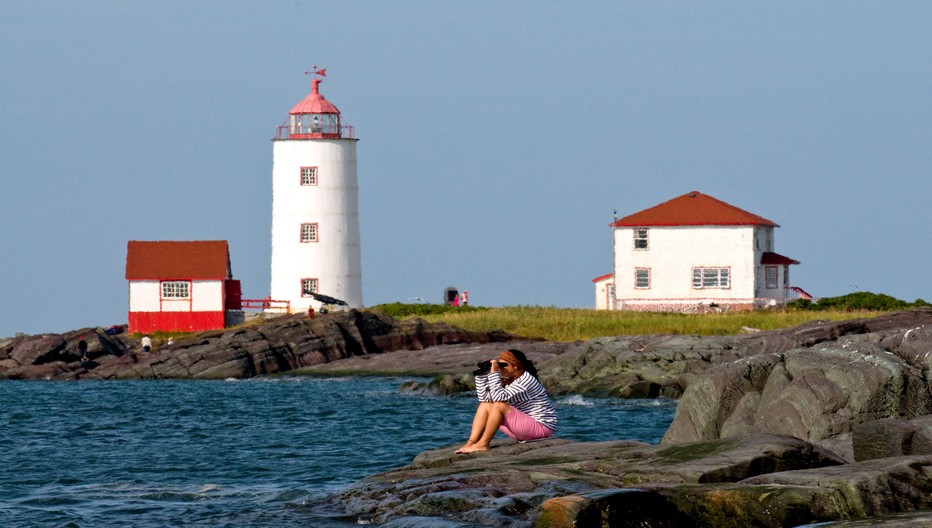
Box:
[141,335,152,353]
[456,349,557,453]
[78,336,88,362]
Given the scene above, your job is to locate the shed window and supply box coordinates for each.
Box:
[161,280,191,299]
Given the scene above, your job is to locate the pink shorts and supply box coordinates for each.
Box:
[500,407,554,442]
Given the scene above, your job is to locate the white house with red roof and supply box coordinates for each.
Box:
[594,191,802,312]
[125,240,242,333]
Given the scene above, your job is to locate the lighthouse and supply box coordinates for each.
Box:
[269,71,362,312]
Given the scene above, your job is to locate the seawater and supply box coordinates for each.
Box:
[0,377,676,527]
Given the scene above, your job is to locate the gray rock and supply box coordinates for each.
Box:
[323,433,903,527]
[663,319,932,445]
[853,416,932,461]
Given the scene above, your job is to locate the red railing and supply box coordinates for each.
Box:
[275,122,355,140]
[239,299,291,313]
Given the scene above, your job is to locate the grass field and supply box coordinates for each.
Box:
[413,306,883,342]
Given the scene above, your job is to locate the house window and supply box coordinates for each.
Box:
[692,267,730,289]
[161,280,191,299]
[301,278,319,297]
[300,166,318,186]
[300,223,319,242]
[635,268,651,289]
[765,266,778,289]
[634,229,649,250]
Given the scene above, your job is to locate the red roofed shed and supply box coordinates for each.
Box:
[126,241,242,334]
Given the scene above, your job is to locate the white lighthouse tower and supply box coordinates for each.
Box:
[270,71,362,312]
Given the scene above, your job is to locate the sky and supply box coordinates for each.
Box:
[2,1,931,337]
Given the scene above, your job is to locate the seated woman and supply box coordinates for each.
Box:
[456,349,557,453]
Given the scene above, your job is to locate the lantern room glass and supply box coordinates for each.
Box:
[291,113,341,137]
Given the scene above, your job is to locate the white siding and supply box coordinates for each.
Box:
[612,225,758,309]
[593,277,614,310]
[191,280,223,311]
[129,281,160,311]
[128,279,223,312]
[270,139,362,312]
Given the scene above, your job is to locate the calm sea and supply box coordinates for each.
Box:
[0,377,676,527]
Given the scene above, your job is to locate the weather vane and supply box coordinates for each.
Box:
[305,65,327,77]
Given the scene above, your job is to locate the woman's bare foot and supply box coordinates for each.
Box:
[455,441,476,454]
[457,443,490,453]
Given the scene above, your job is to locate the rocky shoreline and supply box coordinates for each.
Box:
[4,307,932,527]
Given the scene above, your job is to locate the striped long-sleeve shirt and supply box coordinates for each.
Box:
[475,371,557,431]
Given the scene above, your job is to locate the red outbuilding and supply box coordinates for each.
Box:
[125,240,242,334]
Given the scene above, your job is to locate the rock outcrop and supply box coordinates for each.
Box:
[321,431,932,527]
[663,309,932,448]
[0,310,517,380]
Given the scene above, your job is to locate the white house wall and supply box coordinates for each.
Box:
[270,139,362,312]
[613,225,759,309]
[593,277,613,310]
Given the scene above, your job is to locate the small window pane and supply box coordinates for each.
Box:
[161,281,191,299]
[765,266,778,289]
[634,229,649,250]
[301,167,318,186]
[635,268,650,289]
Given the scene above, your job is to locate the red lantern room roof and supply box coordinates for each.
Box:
[289,78,341,115]
[276,73,354,140]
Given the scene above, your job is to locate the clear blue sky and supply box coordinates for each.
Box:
[2,2,931,337]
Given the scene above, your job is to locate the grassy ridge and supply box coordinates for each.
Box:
[391,306,884,342]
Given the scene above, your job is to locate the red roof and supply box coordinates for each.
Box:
[612,191,779,227]
[290,78,341,115]
[591,273,613,283]
[761,251,800,265]
[126,241,232,280]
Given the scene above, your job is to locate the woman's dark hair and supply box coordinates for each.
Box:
[507,349,538,378]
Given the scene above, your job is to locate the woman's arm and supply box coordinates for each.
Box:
[474,372,493,402]
[485,372,535,403]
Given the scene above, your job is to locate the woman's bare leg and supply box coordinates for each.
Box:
[457,402,510,453]
[457,402,492,452]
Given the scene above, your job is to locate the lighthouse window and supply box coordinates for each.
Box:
[161,280,191,299]
[301,166,318,186]
[300,223,319,242]
[301,278,319,297]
